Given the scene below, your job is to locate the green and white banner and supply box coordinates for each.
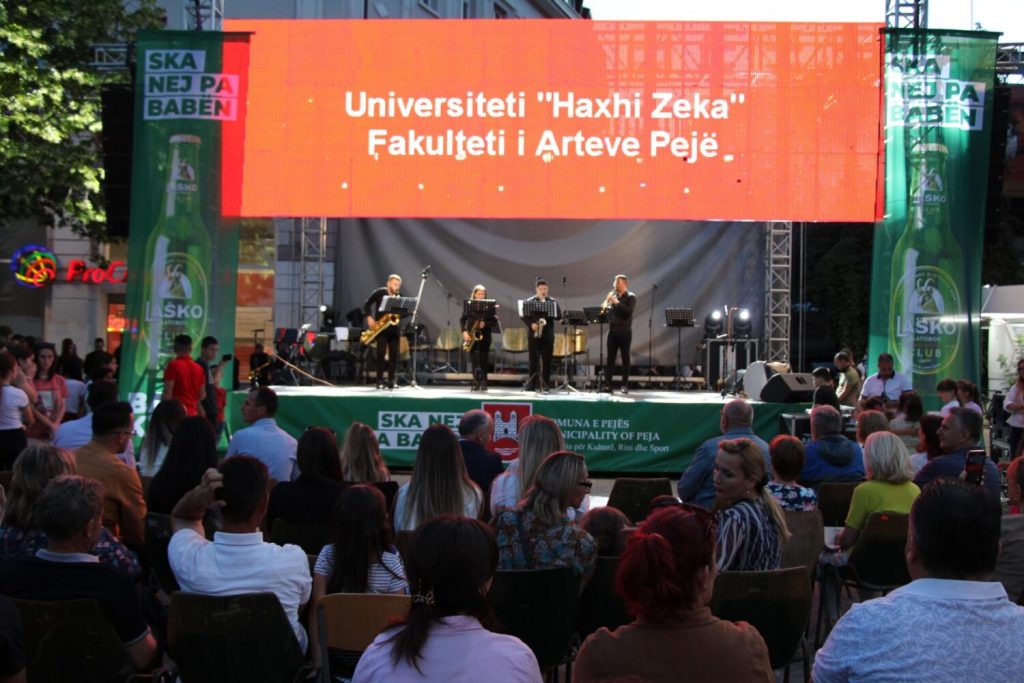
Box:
[121,30,250,437]
[868,30,998,405]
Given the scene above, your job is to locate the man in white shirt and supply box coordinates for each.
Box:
[53,380,134,468]
[813,480,1024,683]
[859,353,913,410]
[168,456,311,652]
[224,386,298,482]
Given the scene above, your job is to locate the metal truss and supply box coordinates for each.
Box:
[885,0,927,29]
[764,222,792,363]
[298,217,328,330]
[184,0,225,31]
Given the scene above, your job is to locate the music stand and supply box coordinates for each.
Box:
[519,299,560,391]
[583,306,609,392]
[556,310,588,393]
[665,308,695,390]
[381,296,418,387]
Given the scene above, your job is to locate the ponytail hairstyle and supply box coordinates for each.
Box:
[956,379,981,407]
[388,516,497,672]
[717,438,791,543]
[616,505,717,621]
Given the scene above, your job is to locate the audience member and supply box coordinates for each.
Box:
[834,352,861,408]
[25,344,66,442]
[813,480,1024,682]
[53,381,135,467]
[266,427,348,526]
[489,415,565,515]
[573,505,773,683]
[56,337,84,381]
[936,378,960,417]
[169,457,312,652]
[339,422,391,483]
[138,399,186,478]
[0,476,159,671]
[812,386,842,412]
[0,445,140,578]
[714,438,789,571]
[579,506,631,557]
[82,338,105,379]
[0,353,32,471]
[992,455,1024,602]
[859,353,913,409]
[800,406,865,489]
[812,366,834,390]
[73,402,146,547]
[766,435,817,512]
[492,450,597,583]
[956,379,983,415]
[161,335,205,417]
[457,410,503,499]
[677,399,771,510]
[146,416,219,515]
[87,351,118,385]
[225,386,298,482]
[859,396,885,413]
[1003,359,1024,460]
[310,485,407,669]
[909,414,943,475]
[394,424,483,532]
[889,393,924,453]
[855,409,890,445]
[914,408,1000,501]
[353,516,541,682]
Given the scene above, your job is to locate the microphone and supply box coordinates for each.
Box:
[421,265,431,277]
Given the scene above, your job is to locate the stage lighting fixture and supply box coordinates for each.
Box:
[704,309,724,338]
[734,308,752,338]
[320,308,337,332]
[319,304,328,313]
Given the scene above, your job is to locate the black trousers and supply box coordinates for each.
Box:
[375,327,401,384]
[528,333,554,388]
[469,333,492,382]
[605,329,632,387]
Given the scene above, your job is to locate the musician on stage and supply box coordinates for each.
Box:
[249,342,273,388]
[363,274,403,389]
[461,285,499,393]
[521,278,559,392]
[602,274,636,394]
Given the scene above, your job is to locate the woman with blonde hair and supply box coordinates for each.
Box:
[340,422,391,483]
[489,415,577,515]
[492,450,597,583]
[460,284,499,392]
[393,424,482,531]
[714,438,790,571]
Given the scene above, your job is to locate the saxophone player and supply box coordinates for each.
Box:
[521,278,558,392]
[603,274,636,394]
[460,285,498,392]
[363,274,403,389]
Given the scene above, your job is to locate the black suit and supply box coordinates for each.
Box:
[521,296,558,389]
[459,439,503,502]
[605,290,636,389]
[363,287,402,386]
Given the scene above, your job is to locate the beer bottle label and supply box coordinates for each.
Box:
[891,260,962,375]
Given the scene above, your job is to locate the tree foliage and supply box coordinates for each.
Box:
[0,0,163,242]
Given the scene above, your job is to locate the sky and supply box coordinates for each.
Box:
[585,0,1023,43]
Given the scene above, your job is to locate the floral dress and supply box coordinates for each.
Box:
[766,482,818,512]
[492,506,597,583]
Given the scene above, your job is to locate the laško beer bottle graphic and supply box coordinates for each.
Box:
[135,135,211,376]
[889,143,964,376]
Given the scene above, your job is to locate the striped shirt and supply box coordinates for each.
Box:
[314,545,408,595]
[715,498,781,572]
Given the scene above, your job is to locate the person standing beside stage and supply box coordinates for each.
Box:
[225,386,299,483]
[162,334,206,417]
[364,274,403,390]
[249,342,273,388]
[601,274,636,395]
[195,336,228,438]
[1004,359,1024,460]
[834,351,861,408]
[521,278,559,392]
[461,284,498,392]
[859,352,913,410]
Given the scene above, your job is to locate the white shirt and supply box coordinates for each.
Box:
[313,545,408,595]
[168,529,312,652]
[225,418,298,482]
[1006,384,1024,429]
[813,578,1024,683]
[138,442,170,478]
[392,482,483,532]
[0,386,28,430]
[859,372,913,402]
[489,465,589,520]
[64,379,88,416]
[939,399,961,417]
[353,615,542,683]
[53,415,135,468]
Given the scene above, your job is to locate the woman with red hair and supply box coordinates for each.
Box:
[572,505,773,682]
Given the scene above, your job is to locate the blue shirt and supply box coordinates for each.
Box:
[225,418,299,482]
[914,447,1001,501]
[800,436,865,488]
[677,428,771,509]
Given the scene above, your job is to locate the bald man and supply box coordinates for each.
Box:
[677,399,772,509]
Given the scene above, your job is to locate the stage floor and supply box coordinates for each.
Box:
[231,384,803,474]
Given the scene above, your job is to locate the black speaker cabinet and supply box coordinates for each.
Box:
[760,373,815,403]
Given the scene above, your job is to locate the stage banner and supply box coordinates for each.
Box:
[868,30,998,404]
[225,20,883,222]
[121,30,250,438]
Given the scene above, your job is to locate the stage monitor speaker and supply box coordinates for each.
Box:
[743,361,777,401]
[760,373,815,403]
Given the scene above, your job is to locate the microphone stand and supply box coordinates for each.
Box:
[408,266,429,389]
[646,284,657,388]
[432,272,458,374]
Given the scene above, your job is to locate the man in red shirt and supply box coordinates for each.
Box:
[162,334,206,416]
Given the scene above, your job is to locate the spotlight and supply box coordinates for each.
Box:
[734,308,752,338]
[704,310,724,338]
[320,308,337,332]
[319,304,328,313]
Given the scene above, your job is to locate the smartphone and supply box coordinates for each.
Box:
[221,353,233,362]
[964,449,986,486]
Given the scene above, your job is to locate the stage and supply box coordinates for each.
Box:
[228,384,806,475]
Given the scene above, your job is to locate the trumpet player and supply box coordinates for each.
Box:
[363,274,403,389]
[603,274,636,394]
[460,285,498,392]
[521,277,558,392]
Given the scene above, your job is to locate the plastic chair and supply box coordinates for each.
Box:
[816,482,860,527]
[315,593,410,682]
[433,326,462,373]
[576,556,630,639]
[780,509,825,583]
[490,567,580,679]
[144,512,180,595]
[606,478,674,524]
[270,518,332,555]
[13,597,131,682]
[500,328,529,371]
[168,592,306,683]
[709,567,812,683]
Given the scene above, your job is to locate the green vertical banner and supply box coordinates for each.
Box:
[121,30,250,437]
[868,30,998,406]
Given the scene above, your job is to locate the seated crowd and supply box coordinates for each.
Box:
[0,332,1022,682]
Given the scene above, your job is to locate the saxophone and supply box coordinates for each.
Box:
[462,322,484,353]
[360,313,401,345]
[534,317,546,339]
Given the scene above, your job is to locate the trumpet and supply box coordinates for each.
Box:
[600,290,617,313]
[534,317,547,339]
